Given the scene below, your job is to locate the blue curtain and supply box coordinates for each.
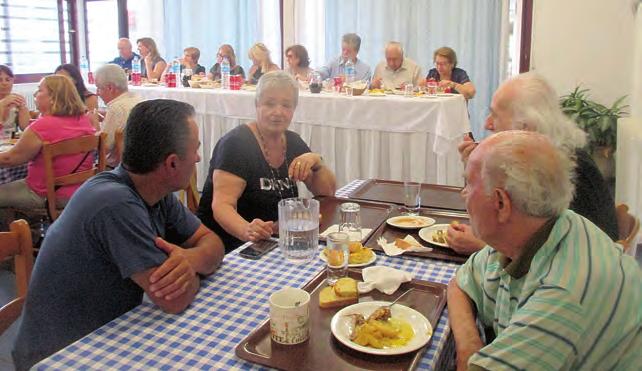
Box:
[162,0,274,75]
[323,0,503,139]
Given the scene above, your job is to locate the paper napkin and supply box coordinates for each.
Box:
[357,266,414,295]
[377,235,432,256]
[320,224,373,240]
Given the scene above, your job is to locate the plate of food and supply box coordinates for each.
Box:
[320,242,376,267]
[418,224,451,248]
[436,93,456,97]
[386,216,435,229]
[367,89,386,97]
[331,301,433,355]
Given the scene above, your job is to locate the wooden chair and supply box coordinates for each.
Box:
[0,219,34,335]
[615,203,640,253]
[42,132,107,221]
[114,127,124,165]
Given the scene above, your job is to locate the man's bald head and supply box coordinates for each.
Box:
[117,38,134,59]
[384,42,404,71]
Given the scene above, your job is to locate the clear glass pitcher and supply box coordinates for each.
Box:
[278,198,319,264]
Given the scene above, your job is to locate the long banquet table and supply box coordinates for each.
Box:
[124,86,471,190]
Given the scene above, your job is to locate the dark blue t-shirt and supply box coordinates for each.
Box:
[426,67,471,94]
[12,166,200,370]
[110,53,140,71]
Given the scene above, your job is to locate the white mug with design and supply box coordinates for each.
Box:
[269,287,310,344]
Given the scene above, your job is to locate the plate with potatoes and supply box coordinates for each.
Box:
[418,224,451,248]
[320,241,376,267]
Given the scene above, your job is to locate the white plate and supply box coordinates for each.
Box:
[319,249,377,267]
[418,224,450,248]
[0,143,13,152]
[367,92,386,97]
[386,216,435,229]
[331,301,433,355]
[436,93,456,97]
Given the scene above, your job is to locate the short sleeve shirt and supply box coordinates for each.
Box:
[426,67,471,92]
[197,125,311,251]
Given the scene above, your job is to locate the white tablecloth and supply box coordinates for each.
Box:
[126,86,470,190]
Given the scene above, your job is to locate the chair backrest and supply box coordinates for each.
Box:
[42,132,107,220]
[114,127,124,164]
[615,203,640,253]
[0,219,34,335]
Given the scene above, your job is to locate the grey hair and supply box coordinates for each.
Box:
[255,71,299,108]
[342,33,362,53]
[505,72,586,153]
[385,41,404,56]
[95,64,128,91]
[481,131,575,218]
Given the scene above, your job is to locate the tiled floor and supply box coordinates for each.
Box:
[0,243,639,371]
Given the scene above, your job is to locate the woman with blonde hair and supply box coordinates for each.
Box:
[247,43,279,84]
[136,37,167,81]
[0,75,96,230]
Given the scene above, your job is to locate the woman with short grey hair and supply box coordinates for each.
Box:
[197,71,336,252]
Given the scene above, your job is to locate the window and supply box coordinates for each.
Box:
[85,0,119,68]
[1,0,74,79]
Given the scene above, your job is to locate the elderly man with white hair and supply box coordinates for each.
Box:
[371,41,422,90]
[449,72,618,254]
[93,64,142,167]
[110,38,139,72]
[448,130,641,371]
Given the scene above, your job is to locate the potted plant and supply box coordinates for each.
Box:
[560,87,628,178]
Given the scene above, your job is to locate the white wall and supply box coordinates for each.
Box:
[531,0,636,106]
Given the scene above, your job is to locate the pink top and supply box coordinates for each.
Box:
[26,115,96,200]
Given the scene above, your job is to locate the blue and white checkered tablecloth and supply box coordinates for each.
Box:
[335,179,367,198]
[0,164,27,185]
[35,244,458,370]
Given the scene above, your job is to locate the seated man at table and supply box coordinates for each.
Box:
[448,130,641,371]
[110,37,140,72]
[371,41,422,90]
[92,63,142,167]
[317,33,371,81]
[12,99,225,370]
[449,72,618,254]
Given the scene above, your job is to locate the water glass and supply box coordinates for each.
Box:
[278,198,319,264]
[325,232,350,285]
[339,202,362,242]
[403,181,421,215]
[404,83,414,97]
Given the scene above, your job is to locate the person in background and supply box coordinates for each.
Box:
[284,44,312,81]
[54,64,98,112]
[449,72,618,254]
[0,75,95,231]
[160,47,206,87]
[12,99,225,370]
[425,46,475,99]
[0,64,30,131]
[110,38,140,72]
[136,37,167,81]
[92,64,142,168]
[448,130,641,371]
[197,71,336,252]
[208,44,245,81]
[371,41,422,90]
[318,33,371,81]
[247,43,279,85]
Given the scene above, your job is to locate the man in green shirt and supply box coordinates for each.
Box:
[448,130,641,370]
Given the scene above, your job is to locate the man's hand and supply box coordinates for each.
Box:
[370,77,383,89]
[458,134,478,164]
[149,237,196,300]
[446,223,485,255]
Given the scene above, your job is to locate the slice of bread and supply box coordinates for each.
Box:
[319,286,358,309]
[395,238,420,250]
[334,277,358,297]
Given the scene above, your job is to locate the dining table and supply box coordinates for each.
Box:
[0,140,28,185]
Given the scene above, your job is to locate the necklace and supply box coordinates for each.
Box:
[254,123,294,199]
[255,123,286,168]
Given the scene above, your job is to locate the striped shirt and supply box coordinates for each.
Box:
[457,209,642,370]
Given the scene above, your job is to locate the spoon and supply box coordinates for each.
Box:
[384,287,415,309]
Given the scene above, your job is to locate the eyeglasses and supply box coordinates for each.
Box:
[434,61,452,67]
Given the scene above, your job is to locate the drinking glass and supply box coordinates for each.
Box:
[278,198,319,264]
[404,83,414,97]
[309,72,322,93]
[403,181,421,215]
[325,232,350,285]
[339,202,362,242]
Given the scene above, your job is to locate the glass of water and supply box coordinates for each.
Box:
[339,202,362,242]
[403,181,421,215]
[404,83,414,97]
[325,232,349,285]
[278,198,319,264]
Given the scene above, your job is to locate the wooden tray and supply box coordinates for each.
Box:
[364,207,471,264]
[235,269,448,371]
[348,179,466,212]
[317,196,394,243]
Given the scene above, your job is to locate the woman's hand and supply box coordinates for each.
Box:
[0,94,26,111]
[288,152,322,182]
[446,223,485,255]
[244,218,274,242]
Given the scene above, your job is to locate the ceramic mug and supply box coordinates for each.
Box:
[269,287,310,344]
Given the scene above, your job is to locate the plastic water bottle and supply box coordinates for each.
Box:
[131,57,141,86]
[345,59,356,84]
[221,57,231,89]
[80,56,89,84]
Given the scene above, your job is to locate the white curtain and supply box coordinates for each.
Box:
[162,0,281,74]
[293,0,505,140]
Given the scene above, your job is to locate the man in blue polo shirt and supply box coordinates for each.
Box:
[110,38,139,72]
